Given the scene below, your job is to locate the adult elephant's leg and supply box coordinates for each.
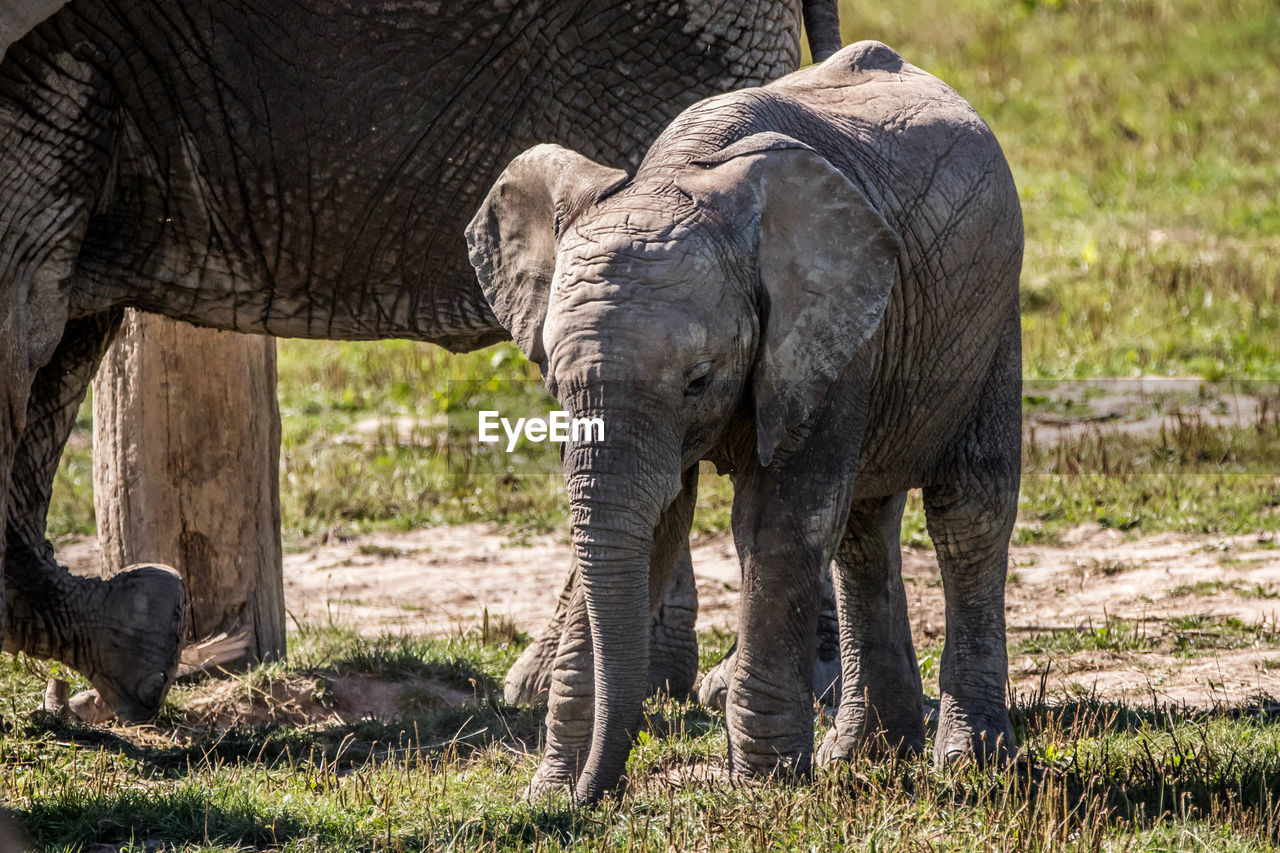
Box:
[1,34,154,697]
[5,313,124,663]
[698,562,840,713]
[527,467,698,796]
[3,311,189,721]
[924,317,1020,766]
[0,362,27,651]
[816,493,924,764]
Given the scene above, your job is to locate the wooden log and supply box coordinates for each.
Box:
[93,310,285,668]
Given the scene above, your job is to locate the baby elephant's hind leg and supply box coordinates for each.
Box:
[924,321,1021,767]
[817,493,923,764]
[646,544,699,698]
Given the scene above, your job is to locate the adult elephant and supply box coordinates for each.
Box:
[0,0,841,721]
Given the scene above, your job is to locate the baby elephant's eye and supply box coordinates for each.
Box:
[684,361,713,397]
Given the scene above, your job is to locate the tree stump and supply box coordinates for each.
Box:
[93,311,285,668]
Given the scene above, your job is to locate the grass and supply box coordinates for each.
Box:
[1015,616,1157,657]
[1167,580,1279,599]
[1011,613,1280,662]
[858,0,1280,381]
[1014,407,1280,544]
[9,625,1280,851]
[45,387,1280,548]
[274,342,566,545]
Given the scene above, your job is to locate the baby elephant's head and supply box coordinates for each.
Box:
[468,134,901,481]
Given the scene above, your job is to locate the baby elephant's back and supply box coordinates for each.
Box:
[770,41,1024,484]
[772,40,1023,311]
[775,39,1022,338]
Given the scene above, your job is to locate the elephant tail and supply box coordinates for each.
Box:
[802,0,843,63]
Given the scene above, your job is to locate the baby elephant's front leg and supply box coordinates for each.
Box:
[725,465,856,781]
[726,536,824,779]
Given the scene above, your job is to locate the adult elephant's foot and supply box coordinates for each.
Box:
[5,559,189,723]
[933,695,1016,767]
[79,565,190,722]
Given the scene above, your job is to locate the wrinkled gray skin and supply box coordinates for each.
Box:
[503,531,843,709]
[0,0,840,722]
[468,41,1024,803]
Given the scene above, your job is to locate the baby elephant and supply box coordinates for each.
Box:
[468,40,1023,802]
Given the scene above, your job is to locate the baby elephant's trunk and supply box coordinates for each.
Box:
[561,416,674,802]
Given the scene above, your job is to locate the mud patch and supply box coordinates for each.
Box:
[181,672,477,732]
[1022,378,1274,444]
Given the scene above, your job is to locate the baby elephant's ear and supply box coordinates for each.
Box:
[681,134,902,467]
[467,145,627,365]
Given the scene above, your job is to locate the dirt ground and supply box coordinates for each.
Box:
[284,522,1280,706]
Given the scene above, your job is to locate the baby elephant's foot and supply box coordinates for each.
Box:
[503,631,556,705]
[524,758,579,800]
[816,714,925,766]
[728,746,812,786]
[816,724,861,766]
[933,699,1016,767]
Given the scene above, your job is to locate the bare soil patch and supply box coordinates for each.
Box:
[288,522,1280,708]
[1022,377,1273,444]
[178,672,478,732]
